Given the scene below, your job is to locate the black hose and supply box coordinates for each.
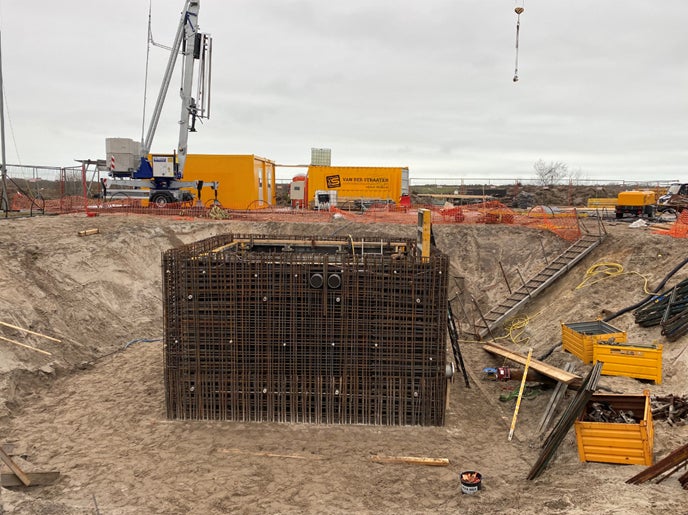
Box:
[603,255,688,322]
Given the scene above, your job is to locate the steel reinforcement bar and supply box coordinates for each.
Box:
[163,234,449,426]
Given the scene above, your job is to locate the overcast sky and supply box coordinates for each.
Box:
[0,1,686,183]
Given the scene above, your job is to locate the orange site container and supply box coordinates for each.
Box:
[183,154,276,210]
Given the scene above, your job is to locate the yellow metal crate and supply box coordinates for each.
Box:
[593,342,663,384]
[575,391,654,466]
[561,321,627,364]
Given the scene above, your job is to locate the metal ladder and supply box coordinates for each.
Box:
[475,232,606,339]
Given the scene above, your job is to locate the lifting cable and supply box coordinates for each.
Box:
[141,1,177,144]
[513,2,525,82]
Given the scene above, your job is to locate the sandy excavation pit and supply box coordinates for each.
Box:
[0,213,687,514]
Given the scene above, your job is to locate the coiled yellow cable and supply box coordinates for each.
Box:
[497,310,543,347]
[576,262,653,294]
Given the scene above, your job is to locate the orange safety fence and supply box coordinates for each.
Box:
[652,209,688,239]
[330,201,581,242]
[11,193,88,214]
[10,194,583,242]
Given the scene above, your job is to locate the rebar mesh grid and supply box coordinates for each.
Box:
[163,234,449,426]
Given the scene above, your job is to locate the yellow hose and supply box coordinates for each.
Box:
[576,262,652,294]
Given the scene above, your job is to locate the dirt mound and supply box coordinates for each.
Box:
[0,213,686,514]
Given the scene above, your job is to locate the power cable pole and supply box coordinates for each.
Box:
[0,29,9,216]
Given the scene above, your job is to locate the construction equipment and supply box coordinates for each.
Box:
[614,190,657,219]
[103,0,215,206]
[657,182,688,214]
[483,366,511,381]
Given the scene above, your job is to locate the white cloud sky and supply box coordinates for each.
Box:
[0,0,686,183]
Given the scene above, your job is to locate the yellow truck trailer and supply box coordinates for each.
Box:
[294,166,410,208]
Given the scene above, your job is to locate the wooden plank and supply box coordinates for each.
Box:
[77,228,100,237]
[0,443,17,455]
[0,321,61,343]
[220,448,323,460]
[1,471,59,487]
[483,342,582,388]
[508,348,533,441]
[206,238,410,256]
[370,455,450,467]
[234,238,409,248]
[0,447,31,487]
[0,335,52,356]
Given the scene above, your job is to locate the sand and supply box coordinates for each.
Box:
[0,213,687,514]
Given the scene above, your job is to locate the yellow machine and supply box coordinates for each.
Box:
[615,190,657,219]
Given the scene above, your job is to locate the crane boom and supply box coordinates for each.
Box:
[176,0,200,178]
[142,0,198,158]
[104,0,215,207]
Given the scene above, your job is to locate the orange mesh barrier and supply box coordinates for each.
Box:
[11,194,87,214]
[328,201,581,242]
[11,193,583,242]
[653,210,688,239]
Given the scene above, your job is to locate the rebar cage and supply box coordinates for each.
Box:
[163,233,449,426]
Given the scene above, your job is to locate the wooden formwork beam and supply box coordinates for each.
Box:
[482,342,582,388]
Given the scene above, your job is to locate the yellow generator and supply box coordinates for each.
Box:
[615,190,656,219]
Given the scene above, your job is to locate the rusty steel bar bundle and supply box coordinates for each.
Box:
[633,278,688,327]
[163,233,449,426]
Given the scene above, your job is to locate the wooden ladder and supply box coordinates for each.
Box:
[475,232,605,340]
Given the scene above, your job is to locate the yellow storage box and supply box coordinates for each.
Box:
[575,391,654,466]
[593,342,662,384]
[561,321,627,364]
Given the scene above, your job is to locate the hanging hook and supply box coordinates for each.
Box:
[513,6,524,82]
